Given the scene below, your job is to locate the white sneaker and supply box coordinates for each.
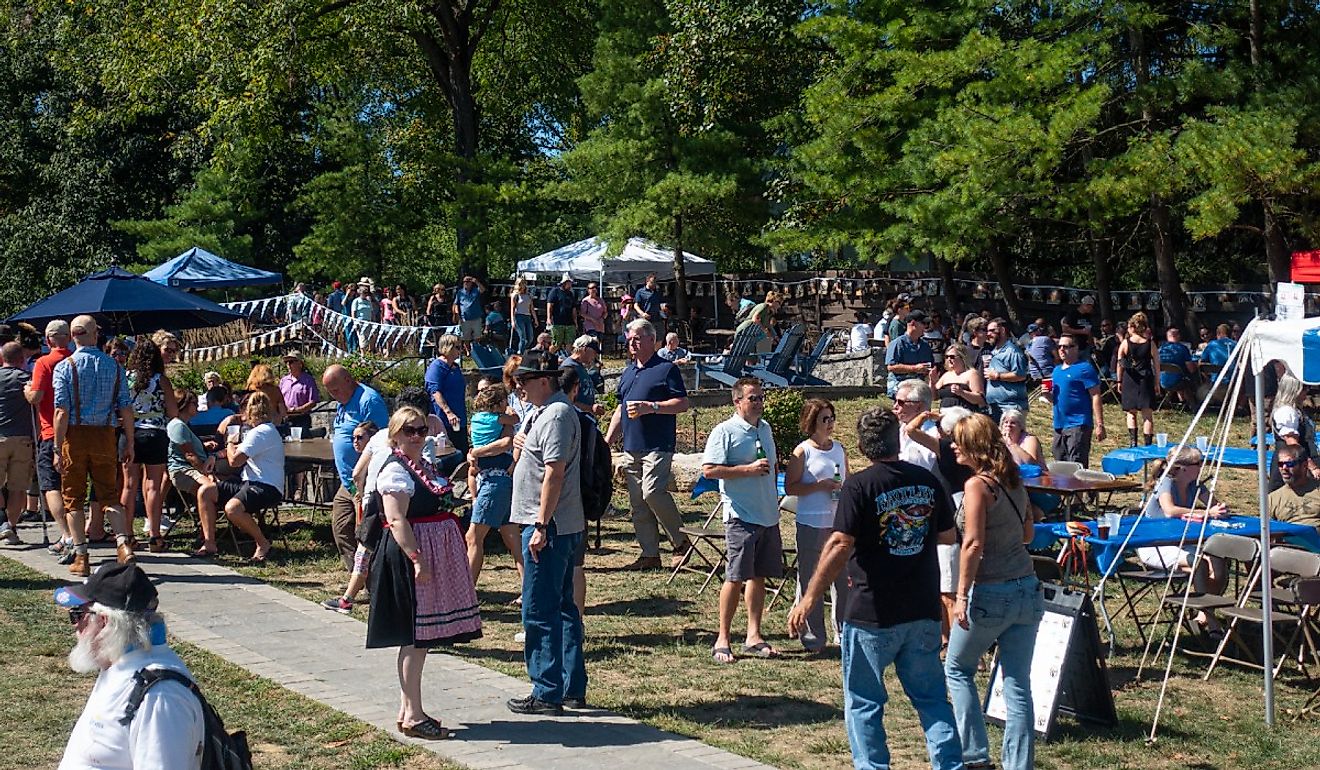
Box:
[159,514,176,537]
[514,631,526,643]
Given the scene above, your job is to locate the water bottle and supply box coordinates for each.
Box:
[831,464,842,502]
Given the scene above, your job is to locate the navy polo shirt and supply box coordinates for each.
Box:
[616,353,686,453]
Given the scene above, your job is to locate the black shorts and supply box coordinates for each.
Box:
[725,519,784,583]
[216,480,283,513]
[129,427,169,466]
[36,437,60,492]
[574,530,587,567]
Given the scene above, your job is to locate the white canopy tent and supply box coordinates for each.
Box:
[1133,314,1318,734]
[516,236,716,285]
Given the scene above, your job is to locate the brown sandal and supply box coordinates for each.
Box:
[400,717,452,740]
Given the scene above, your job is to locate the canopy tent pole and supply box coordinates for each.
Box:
[1252,329,1276,726]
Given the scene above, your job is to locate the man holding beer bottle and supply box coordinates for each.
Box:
[703,377,783,664]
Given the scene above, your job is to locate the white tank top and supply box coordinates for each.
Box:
[795,439,847,528]
[513,292,533,316]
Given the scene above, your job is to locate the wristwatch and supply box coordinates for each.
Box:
[650,401,659,412]
[533,522,549,531]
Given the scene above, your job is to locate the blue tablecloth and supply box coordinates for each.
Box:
[1100,444,1268,476]
[691,473,786,499]
[1031,515,1320,573]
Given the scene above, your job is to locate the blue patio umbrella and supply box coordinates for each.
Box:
[6,267,245,335]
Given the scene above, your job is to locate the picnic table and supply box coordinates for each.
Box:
[1023,472,1142,520]
[1100,444,1268,476]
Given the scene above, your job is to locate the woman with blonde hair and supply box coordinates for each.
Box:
[508,277,537,354]
[245,362,289,426]
[946,413,1041,770]
[199,391,284,562]
[151,330,181,365]
[736,290,784,354]
[367,406,481,739]
[934,342,986,412]
[1116,311,1160,447]
[783,398,850,653]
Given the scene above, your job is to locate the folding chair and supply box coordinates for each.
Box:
[764,495,799,611]
[468,343,507,378]
[1205,546,1320,679]
[1157,363,1189,411]
[1112,514,1191,648]
[1290,578,1320,721]
[667,475,728,595]
[1152,533,1260,660]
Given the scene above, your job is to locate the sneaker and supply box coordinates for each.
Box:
[3,528,22,546]
[514,631,526,643]
[506,695,562,716]
[322,597,353,614]
[19,510,44,523]
[57,547,77,565]
[563,697,589,710]
[159,514,176,537]
[48,538,69,556]
[69,552,90,577]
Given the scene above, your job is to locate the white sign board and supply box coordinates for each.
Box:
[1277,281,1306,321]
[985,608,1074,735]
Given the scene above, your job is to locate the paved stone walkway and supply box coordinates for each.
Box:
[2,531,775,770]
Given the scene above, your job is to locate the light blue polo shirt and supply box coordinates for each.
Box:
[703,414,779,526]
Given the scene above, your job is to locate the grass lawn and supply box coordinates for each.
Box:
[0,558,461,770]
[43,393,1317,768]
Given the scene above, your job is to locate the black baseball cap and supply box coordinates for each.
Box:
[516,352,562,378]
[54,563,159,612]
[906,309,929,324]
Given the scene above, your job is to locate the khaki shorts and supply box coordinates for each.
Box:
[459,318,483,341]
[171,467,208,498]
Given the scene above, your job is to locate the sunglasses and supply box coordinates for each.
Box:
[896,399,925,406]
[352,432,371,442]
[68,606,91,626]
[1279,459,1302,469]
[738,394,765,403]
[821,415,836,422]
[400,424,429,437]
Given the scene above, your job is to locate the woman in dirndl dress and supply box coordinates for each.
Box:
[367,406,482,740]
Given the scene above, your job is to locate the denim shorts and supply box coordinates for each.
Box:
[471,472,512,528]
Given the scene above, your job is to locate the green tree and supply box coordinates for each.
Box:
[114,166,253,269]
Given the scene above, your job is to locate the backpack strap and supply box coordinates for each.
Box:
[119,667,200,726]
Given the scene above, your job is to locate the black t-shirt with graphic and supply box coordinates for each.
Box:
[833,460,955,628]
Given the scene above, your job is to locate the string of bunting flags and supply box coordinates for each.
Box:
[220,294,438,354]
[184,320,307,363]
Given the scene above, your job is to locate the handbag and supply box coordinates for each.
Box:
[354,492,384,550]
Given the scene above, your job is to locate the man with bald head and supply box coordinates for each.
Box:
[52,315,135,576]
[322,364,388,570]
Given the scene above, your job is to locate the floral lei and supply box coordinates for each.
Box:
[391,448,459,508]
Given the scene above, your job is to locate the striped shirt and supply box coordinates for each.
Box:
[52,347,130,426]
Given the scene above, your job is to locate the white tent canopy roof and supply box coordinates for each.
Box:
[1245,315,1320,382]
[516,237,716,284]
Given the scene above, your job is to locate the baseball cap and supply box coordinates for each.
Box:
[1027,323,1041,334]
[45,320,70,337]
[906,309,929,324]
[1274,406,1301,437]
[620,294,634,303]
[1081,295,1096,306]
[897,292,912,302]
[332,280,341,289]
[516,351,562,378]
[54,562,158,612]
[560,274,573,285]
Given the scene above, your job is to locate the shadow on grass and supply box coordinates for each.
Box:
[623,693,844,729]
[0,575,61,592]
[589,596,693,616]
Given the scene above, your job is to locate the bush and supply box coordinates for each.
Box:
[762,388,806,464]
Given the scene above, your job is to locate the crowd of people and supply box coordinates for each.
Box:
[3,280,1308,770]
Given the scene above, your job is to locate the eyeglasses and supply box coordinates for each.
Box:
[399,424,429,437]
[895,399,924,406]
[68,606,91,626]
[821,415,836,423]
[737,394,765,403]
[352,432,371,443]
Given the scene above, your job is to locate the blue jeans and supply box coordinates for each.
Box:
[944,575,1044,770]
[841,619,963,770]
[521,523,586,704]
[511,314,535,355]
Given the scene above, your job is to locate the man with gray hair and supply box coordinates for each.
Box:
[789,407,961,769]
[55,563,206,768]
[53,315,135,576]
[562,335,603,416]
[891,380,938,471]
[26,320,74,558]
[606,319,691,570]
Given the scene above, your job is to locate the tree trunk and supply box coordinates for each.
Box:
[1264,201,1290,284]
[937,257,960,321]
[1088,221,1116,325]
[987,241,1025,326]
[672,214,689,324]
[1151,200,1190,333]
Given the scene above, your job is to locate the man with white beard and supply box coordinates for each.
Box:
[54,563,204,769]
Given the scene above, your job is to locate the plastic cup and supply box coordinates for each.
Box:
[226,425,241,442]
[1097,523,1110,540]
[1196,436,1210,452]
[1155,433,1168,448]
[291,426,303,441]
[1041,378,1053,393]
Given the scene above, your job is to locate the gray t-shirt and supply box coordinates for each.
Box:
[0,367,32,438]
[166,417,207,474]
[511,392,583,534]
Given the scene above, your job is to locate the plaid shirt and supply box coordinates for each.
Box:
[52,347,130,427]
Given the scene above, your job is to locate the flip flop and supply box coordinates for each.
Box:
[743,642,781,659]
[191,547,218,558]
[712,646,736,664]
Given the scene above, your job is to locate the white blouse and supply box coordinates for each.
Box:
[375,462,415,497]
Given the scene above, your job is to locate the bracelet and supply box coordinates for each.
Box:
[956,594,968,601]
[407,550,421,564]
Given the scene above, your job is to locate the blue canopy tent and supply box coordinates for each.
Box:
[143,246,283,289]
[7,267,244,335]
